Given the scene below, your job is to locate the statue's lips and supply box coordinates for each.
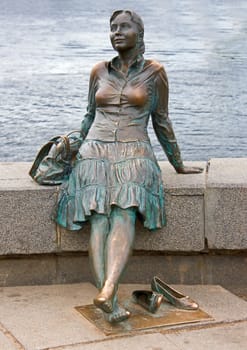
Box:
[113,38,125,44]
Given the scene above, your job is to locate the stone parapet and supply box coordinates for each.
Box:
[205,158,247,249]
[0,158,246,256]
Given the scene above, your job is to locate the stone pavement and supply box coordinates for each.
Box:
[0,283,246,350]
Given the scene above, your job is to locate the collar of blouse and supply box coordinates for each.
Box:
[108,54,145,76]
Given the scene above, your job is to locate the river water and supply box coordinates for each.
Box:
[0,0,246,162]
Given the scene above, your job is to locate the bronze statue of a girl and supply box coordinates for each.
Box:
[55,10,203,323]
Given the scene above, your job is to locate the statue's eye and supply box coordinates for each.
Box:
[121,23,131,30]
[111,24,117,32]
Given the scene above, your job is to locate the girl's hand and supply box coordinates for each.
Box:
[176,166,204,174]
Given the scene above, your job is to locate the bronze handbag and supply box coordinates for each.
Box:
[29,130,83,185]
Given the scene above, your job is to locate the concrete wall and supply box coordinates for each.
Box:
[0,158,246,286]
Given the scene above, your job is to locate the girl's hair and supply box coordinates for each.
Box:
[110,10,145,54]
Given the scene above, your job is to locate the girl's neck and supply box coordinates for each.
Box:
[118,48,139,74]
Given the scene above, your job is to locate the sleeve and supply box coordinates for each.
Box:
[80,65,97,139]
[151,66,184,171]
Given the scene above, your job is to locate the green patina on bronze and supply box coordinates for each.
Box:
[54,10,203,323]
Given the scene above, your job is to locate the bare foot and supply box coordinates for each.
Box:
[104,304,131,323]
[93,280,115,313]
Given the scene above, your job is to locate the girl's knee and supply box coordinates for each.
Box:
[90,212,109,230]
[110,206,137,224]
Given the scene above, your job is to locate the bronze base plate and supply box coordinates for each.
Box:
[75,298,213,336]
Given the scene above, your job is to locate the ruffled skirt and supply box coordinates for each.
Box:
[55,140,166,230]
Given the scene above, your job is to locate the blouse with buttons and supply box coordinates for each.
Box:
[80,55,183,170]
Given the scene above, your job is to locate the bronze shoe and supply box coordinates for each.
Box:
[151,276,199,310]
[132,290,163,313]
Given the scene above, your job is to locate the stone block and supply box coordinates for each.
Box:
[135,192,205,251]
[135,161,206,251]
[59,226,90,252]
[56,254,93,284]
[205,158,247,249]
[0,256,57,286]
[160,161,206,195]
[123,255,205,285]
[0,162,58,254]
[1,253,247,287]
[123,254,247,287]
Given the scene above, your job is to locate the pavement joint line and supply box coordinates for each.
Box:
[0,321,25,350]
[40,318,247,350]
[159,318,247,335]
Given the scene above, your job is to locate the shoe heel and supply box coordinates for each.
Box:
[132,290,163,313]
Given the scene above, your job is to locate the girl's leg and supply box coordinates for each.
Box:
[89,213,109,290]
[94,206,136,317]
[106,206,136,285]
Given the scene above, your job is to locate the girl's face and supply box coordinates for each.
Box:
[110,13,139,52]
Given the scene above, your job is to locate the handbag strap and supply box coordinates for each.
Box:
[66,130,81,137]
[59,135,70,159]
[66,130,82,145]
